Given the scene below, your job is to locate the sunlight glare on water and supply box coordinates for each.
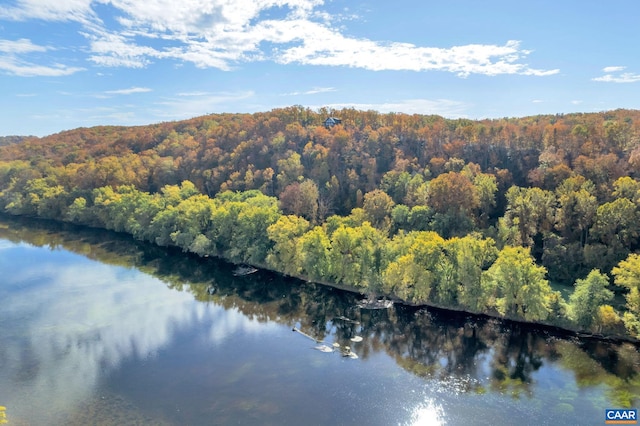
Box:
[408,399,445,426]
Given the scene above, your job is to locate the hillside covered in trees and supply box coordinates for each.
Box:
[1,106,640,339]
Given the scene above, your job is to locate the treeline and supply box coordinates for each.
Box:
[0,176,639,339]
[0,107,640,338]
[0,135,32,146]
[4,216,638,408]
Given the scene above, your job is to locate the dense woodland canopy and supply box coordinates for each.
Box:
[0,135,30,146]
[1,106,640,339]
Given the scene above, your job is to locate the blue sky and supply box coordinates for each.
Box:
[1,0,639,137]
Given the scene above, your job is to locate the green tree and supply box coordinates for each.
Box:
[591,198,639,249]
[483,246,552,321]
[382,253,433,303]
[382,231,444,303]
[390,204,410,234]
[328,222,388,289]
[453,235,499,312]
[473,172,498,227]
[407,205,433,231]
[229,202,281,264]
[276,151,304,191]
[555,177,597,246]
[612,254,640,338]
[499,186,555,247]
[569,269,614,330]
[299,226,331,280]
[266,215,310,275]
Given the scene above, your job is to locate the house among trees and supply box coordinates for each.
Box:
[323,117,342,128]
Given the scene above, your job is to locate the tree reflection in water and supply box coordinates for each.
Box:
[1,215,638,408]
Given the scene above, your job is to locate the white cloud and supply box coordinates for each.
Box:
[283,86,336,96]
[0,56,84,76]
[0,38,46,53]
[105,86,152,95]
[177,91,210,96]
[0,38,85,76]
[0,0,558,77]
[532,99,543,103]
[593,65,640,83]
[593,71,640,83]
[0,0,95,23]
[318,98,469,118]
[602,66,625,73]
[0,251,279,424]
[153,90,255,119]
[571,100,582,105]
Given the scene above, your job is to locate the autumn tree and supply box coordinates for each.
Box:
[427,171,479,237]
[362,189,395,231]
[278,179,319,223]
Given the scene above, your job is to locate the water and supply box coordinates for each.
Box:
[0,217,638,425]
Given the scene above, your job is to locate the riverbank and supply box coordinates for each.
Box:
[2,213,637,346]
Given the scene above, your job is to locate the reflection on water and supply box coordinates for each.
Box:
[409,400,445,426]
[0,216,638,425]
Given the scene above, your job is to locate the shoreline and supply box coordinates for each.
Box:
[2,213,637,346]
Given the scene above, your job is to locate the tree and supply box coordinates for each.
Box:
[298,226,331,280]
[382,231,445,303]
[266,215,310,275]
[407,205,433,231]
[382,253,433,303]
[569,269,613,330]
[427,171,479,217]
[278,179,319,223]
[612,253,640,314]
[362,189,395,231]
[473,172,498,227]
[229,201,281,264]
[483,246,552,321]
[453,235,499,312]
[390,204,409,234]
[499,186,555,247]
[612,176,640,202]
[555,176,597,246]
[591,198,639,249]
[612,254,640,338]
[276,151,304,191]
[380,171,412,204]
[328,222,388,289]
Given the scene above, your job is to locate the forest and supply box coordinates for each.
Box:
[1,106,639,339]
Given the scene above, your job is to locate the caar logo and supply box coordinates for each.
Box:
[606,409,637,424]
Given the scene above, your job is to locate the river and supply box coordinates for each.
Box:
[0,216,638,425]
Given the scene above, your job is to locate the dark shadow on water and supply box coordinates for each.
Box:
[1,214,639,409]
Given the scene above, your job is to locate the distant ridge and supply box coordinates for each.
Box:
[0,135,36,146]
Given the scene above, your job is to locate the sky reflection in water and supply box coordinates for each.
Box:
[0,243,280,424]
[0,220,638,425]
